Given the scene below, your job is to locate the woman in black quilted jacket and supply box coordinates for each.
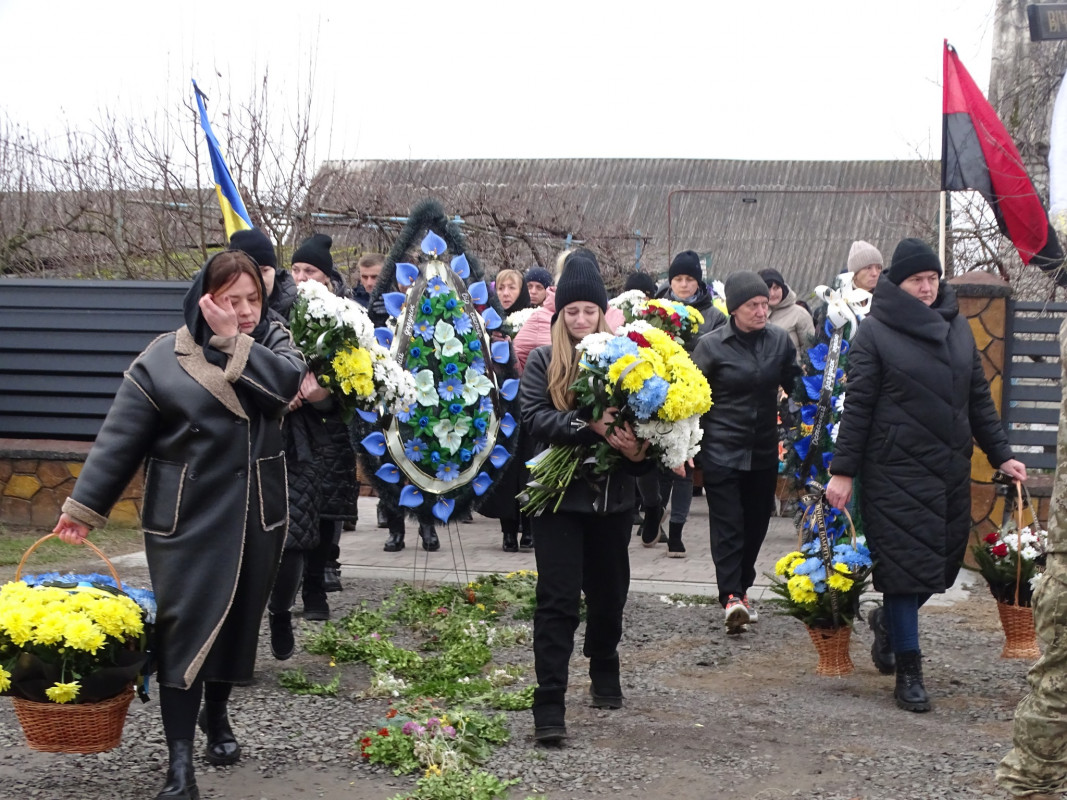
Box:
[826,238,1026,713]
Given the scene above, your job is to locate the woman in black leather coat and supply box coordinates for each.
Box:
[54,250,304,800]
[519,256,651,745]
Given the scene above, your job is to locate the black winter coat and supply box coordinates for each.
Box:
[830,278,1014,594]
[269,269,298,319]
[692,320,800,471]
[520,346,649,515]
[62,268,305,689]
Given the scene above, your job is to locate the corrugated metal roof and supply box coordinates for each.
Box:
[307,158,940,297]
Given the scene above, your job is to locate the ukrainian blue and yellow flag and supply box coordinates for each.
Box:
[192,80,252,239]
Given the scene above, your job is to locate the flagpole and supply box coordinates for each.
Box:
[938,190,947,269]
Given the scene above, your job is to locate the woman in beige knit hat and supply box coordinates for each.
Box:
[847,240,884,293]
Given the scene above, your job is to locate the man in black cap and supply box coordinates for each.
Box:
[692,271,801,633]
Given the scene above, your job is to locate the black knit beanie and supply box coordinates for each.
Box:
[668,250,703,282]
[758,268,788,293]
[887,238,943,285]
[724,270,770,313]
[292,233,338,281]
[552,256,608,323]
[229,228,277,269]
[623,271,659,297]
[525,266,554,288]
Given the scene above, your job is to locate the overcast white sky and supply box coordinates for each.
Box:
[0,0,997,163]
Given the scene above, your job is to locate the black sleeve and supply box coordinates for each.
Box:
[519,348,603,447]
[780,336,801,395]
[828,325,880,478]
[231,325,307,418]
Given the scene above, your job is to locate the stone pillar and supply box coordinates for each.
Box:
[949,274,1013,537]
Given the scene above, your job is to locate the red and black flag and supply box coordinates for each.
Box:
[942,40,1065,277]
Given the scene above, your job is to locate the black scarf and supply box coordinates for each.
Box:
[182,253,271,367]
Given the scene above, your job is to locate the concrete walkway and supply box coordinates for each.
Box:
[338,495,796,599]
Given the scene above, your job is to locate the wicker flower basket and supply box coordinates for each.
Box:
[6,534,140,753]
[996,602,1041,660]
[806,625,854,677]
[11,685,135,753]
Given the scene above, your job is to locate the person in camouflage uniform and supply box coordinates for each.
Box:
[996,318,1067,799]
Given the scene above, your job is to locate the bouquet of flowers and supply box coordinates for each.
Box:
[970,519,1048,606]
[501,307,536,338]
[0,576,151,704]
[767,524,872,630]
[631,299,704,346]
[521,322,711,515]
[608,289,650,320]
[289,280,417,423]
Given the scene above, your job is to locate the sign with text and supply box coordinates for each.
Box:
[1028,3,1067,41]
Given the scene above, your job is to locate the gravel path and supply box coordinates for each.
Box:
[0,557,1034,800]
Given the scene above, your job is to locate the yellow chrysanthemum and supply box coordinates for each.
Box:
[689,307,705,326]
[0,666,11,693]
[0,606,34,647]
[775,551,805,576]
[332,346,374,398]
[827,572,854,592]
[32,610,68,645]
[63,614,106,653]
[45,681,80,704]
[84,595,144,639]
[787,574,818,605]
[712,296,728,316]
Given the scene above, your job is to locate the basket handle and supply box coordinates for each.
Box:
[15,533,122,586]
[797,495,858,549]
[1014,481,1024,607]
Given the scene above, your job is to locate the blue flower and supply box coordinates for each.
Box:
[468,339,482,352]
[468,357,486,374]
[421,299,433,315]
[458,448,473,463]
[602,336,640,365]
[395,402,415,423]
[473,416,488,433]
[479,396,493,413]
[802,375,824,400]
[430,451,441,464]
[427,276,449,298]
[807,343,829,371]
[438,376,463,400]
[628,376,669,420]
[454,314,473,335]
[793,435,811,461]
[792,557,824,580]
[800,404,817,426]
[449,402,465,415]
[444,362,460,376]
[404,437,429,461]
[436,461,461,482]
[445,297,458,311]
[414,319,435,342]
[472,435,489,453]
[409,345,423,363]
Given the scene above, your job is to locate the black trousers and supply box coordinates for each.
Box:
[702,462,778,606]
[160,680,232,741]
[531,510,630,702]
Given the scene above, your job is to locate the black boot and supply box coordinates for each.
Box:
[377,503,390,529]
[640,506,663,547]
[419,523,440,552]
[197,701,241,766]
[588,652,624,709]
[894,650,930,712]
[667,521,686,558]
[383,523,405,552]
[269,611,294,660]
[868,606,895,675]
[302,572,330,621]
[532,687,567,745]
[502,529,519,552]
[519,517,534,551]
[323,561,342,593]
[155,739,199,799]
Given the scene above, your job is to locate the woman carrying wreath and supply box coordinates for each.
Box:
[519,256,653,744]
[53,250,305,800]
[826,238,1026,713]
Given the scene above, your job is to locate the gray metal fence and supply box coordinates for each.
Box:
[0,279,189,440]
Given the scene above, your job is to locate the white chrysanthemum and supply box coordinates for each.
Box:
[575,332,615,363]
[1030,574,1043,591]
[636,415,703,469]
[504,307,536,332]
[616,320,654,336]
[1020,545,1040,561]
[609,289,649,313]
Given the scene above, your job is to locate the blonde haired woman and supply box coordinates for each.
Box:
[519,256,651,744]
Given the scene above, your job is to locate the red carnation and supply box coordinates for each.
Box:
[991,543,1009,558]
[670,313,681,325]
[627,331,650,348]
[983,532,999,544]
[378,727,390,737]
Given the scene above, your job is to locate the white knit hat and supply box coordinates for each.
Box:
[847,240,883,273]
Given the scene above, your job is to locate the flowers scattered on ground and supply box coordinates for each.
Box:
[290,279,417,421]
[522,322,711,515]
[969,518,1048,606]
